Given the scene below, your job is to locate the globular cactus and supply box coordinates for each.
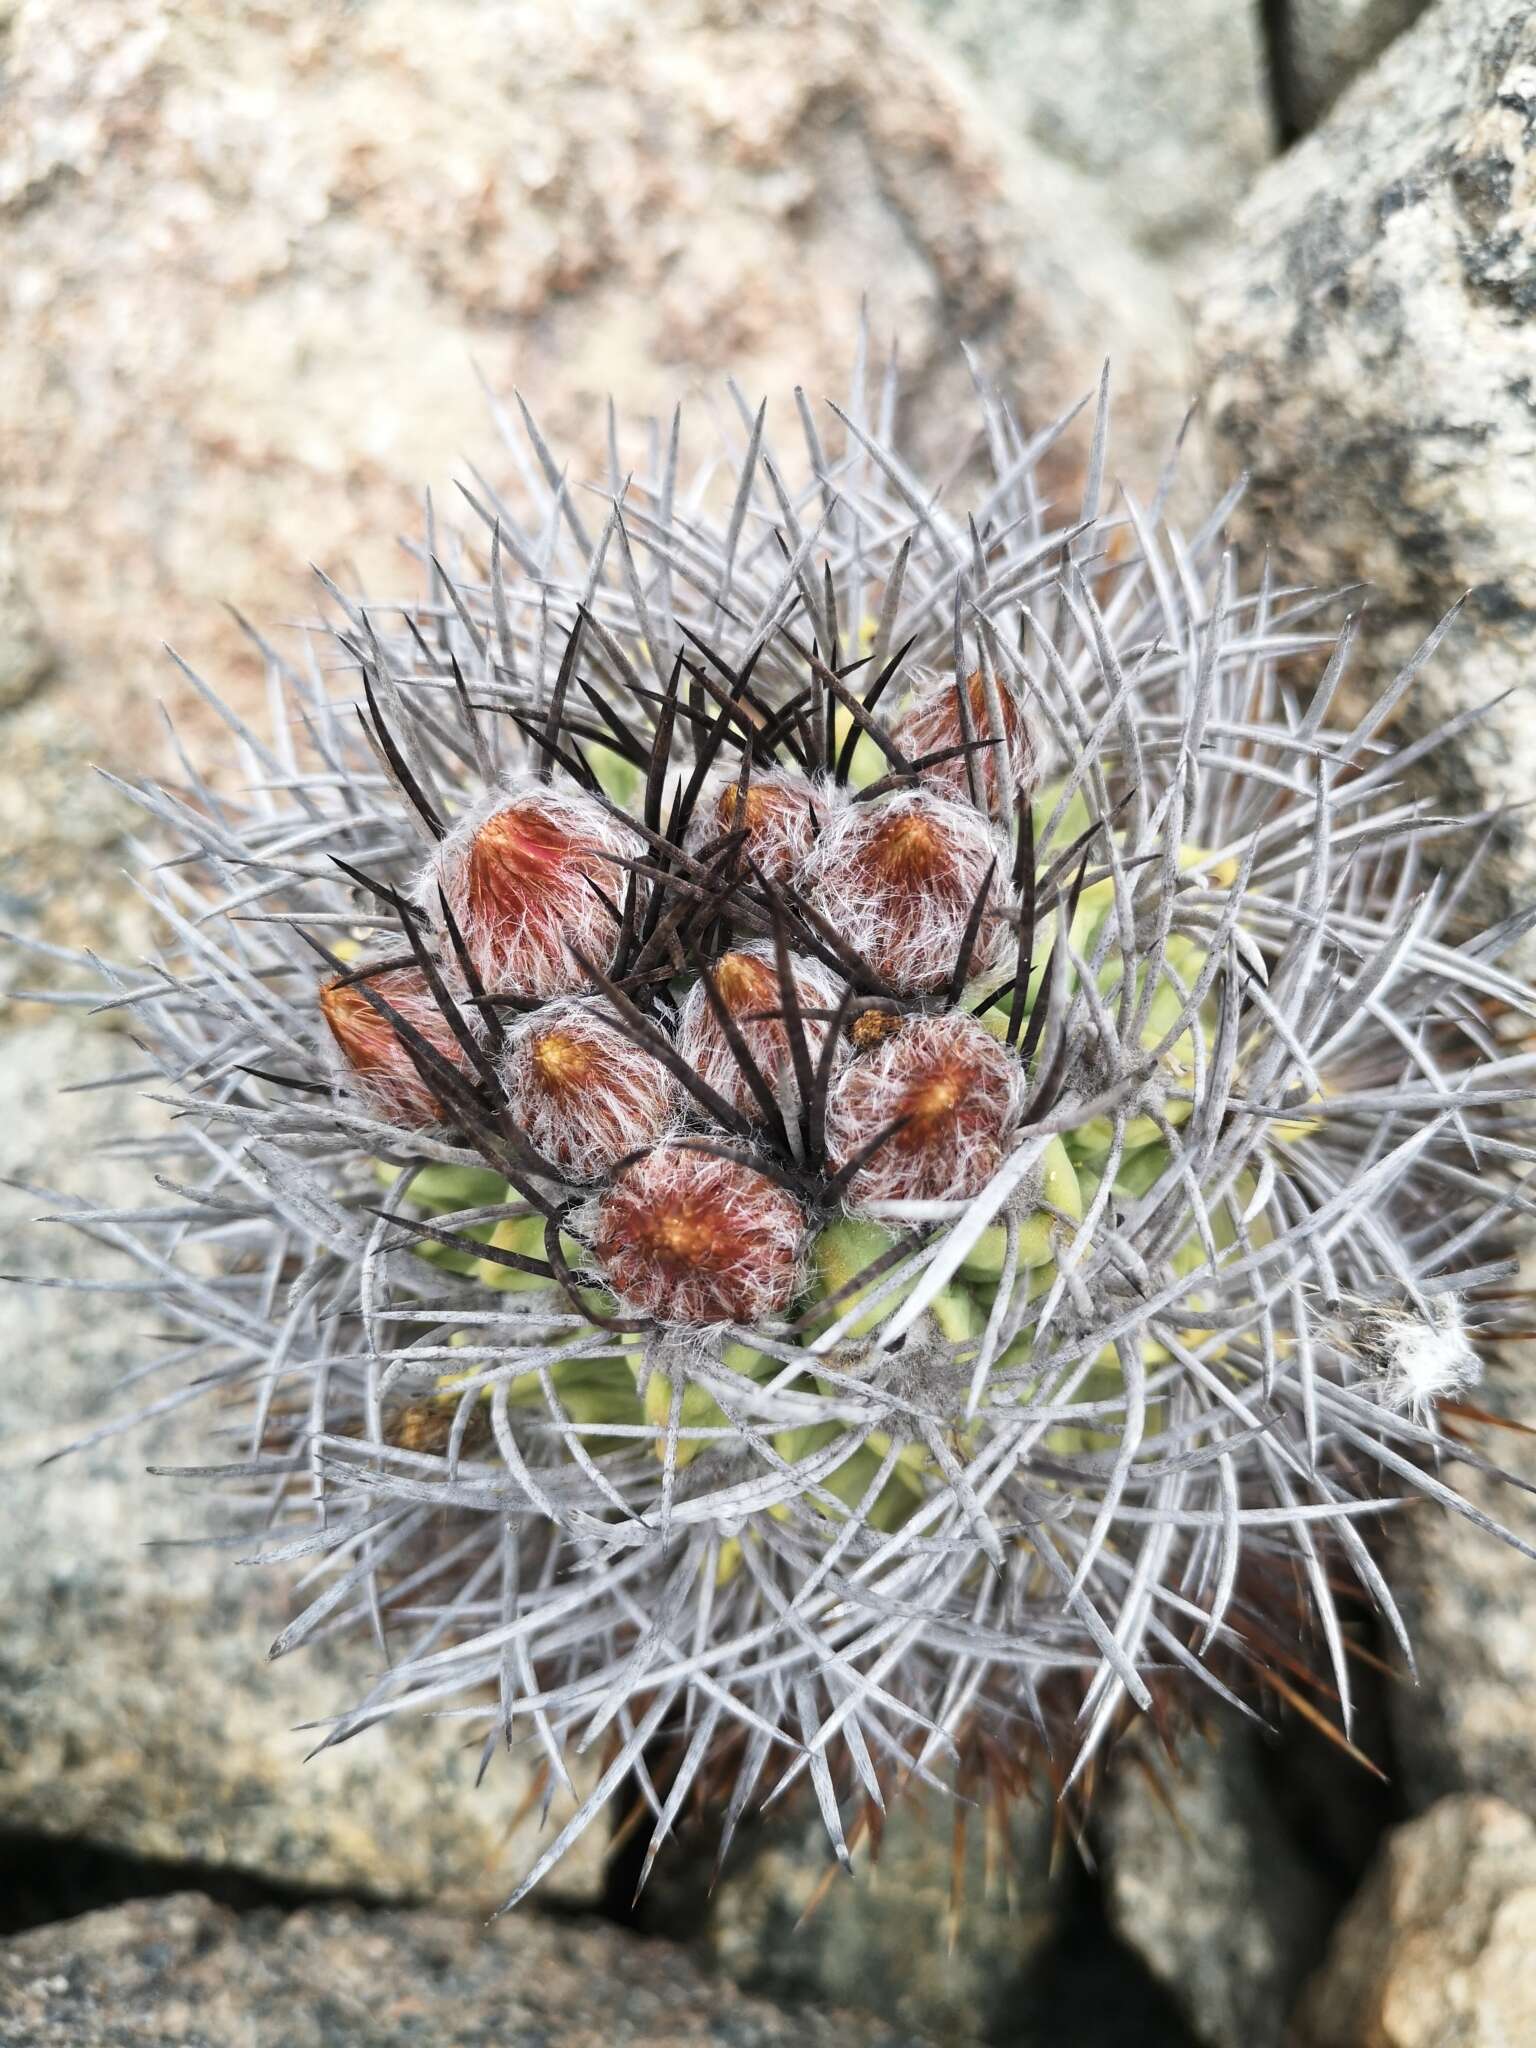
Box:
[22,349,1536,1905]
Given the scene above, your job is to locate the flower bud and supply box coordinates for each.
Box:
[800,788,1013,995]
[319,964,474,1129]
[676,942,844,1122]
[892,668,1039,811]
[591,1144,806,1326]
[824,1012,1023,1210]
[499,998,679,1181]
[684,766,830,883]
[423,781,644,1000]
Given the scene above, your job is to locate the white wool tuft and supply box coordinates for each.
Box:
[1368,1295,1482,1419]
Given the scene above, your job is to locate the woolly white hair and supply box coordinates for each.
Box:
[824,1012,1028,1212]
[674,940,847,1126]
[499,997,682,1182]
[1357,1294,1483,1422]
[585,1143,809,1326]
[798,785,1015,996]
[421,776,644,1000]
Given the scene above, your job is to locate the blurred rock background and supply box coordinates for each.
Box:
[6,1,1536,2043]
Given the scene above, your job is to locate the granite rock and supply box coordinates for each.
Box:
[1100,1720,1335,2048]
[1294,1795,1536,2048]
[0,0,1195,970]
[0,1018,604,1908]
[0,1890,917,2047]
[916,0,1272,260]
[1196,0,1536,953]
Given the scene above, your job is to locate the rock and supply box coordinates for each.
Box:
[1100,1721,1335,2048]
[1195,0,1536,953]
[0,1017,605,1908]
[707,1793,1062,2042]
[0,514,53,713]
[1294,1795,1536,2048]
[1385,1373,1536,1816]
[0,0,1195,971]
[914,0,1272,260]
[1279,1,1433,132]
[0,1890,917,2047]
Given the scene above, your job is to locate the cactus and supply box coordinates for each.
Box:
[22,349,1536,1905]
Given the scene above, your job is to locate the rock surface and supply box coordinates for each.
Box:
[0,0,1195,970]
[0,1018,604,1908]
[914,0,1272,259]
[0,1891,916,2047]
[1386,1375,1536,1816]
[1294,1795,1536,2048]
[1196,0,1536,951]
[1281,0,1433,132]
[707,1796,1062,2042]
[1100,1721,1334,2048]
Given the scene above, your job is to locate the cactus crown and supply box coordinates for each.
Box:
[26,349,1536,1904]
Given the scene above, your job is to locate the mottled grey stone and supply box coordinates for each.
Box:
[0,1891,918,2047]
[915,0,1272,260]
[0,1018,604,1908]
[1101,1721,1333,2048]
[1294,1796,1536,2048]
[1196,0,1536,958]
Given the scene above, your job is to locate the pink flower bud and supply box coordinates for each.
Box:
[319,965,473,1129]
[591,1144,806,1326]
[423,782,644,1000]
[824,1012,1023,1210]
[892,668,1039,811]
[500,999,679,1181]
[799,788,1013,995]
[676,942,844,1122]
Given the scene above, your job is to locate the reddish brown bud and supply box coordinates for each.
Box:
[892,669,1038,811]
[319,965,472,1129]
[799,788,1012,995]
[825,1013,1023,1210]
[500,999,679,1181]
[684,767,828,883]
[676,942,844,1122]
[424,782,643,1000]
[592,1144,806,1325]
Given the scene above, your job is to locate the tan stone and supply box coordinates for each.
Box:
[1296,1796,1536,2048]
